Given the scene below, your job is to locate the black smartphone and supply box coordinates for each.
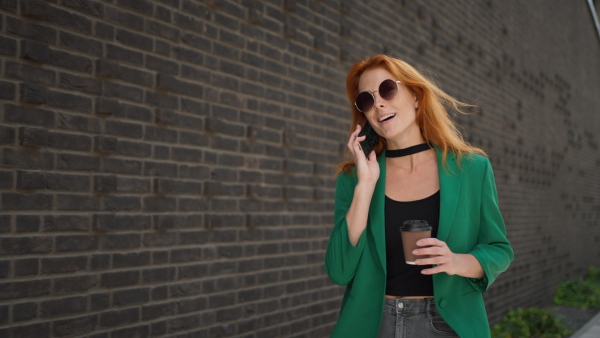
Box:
[358,121,378,158]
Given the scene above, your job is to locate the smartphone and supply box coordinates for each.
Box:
[358,121,378,158]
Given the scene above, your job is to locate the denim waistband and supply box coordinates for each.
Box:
[382,298,436,315]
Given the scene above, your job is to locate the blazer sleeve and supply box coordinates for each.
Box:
[468,158,514,292]
[324,173,367,286]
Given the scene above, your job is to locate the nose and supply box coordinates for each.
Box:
[373,91,386,109]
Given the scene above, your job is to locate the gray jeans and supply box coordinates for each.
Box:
[378,298,459,338]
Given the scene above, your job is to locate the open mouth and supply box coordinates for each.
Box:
[378,114,396,122]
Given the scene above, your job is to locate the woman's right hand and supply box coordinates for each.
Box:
[348,124,380,191]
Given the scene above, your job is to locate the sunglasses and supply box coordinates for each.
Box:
[354,79,402,113]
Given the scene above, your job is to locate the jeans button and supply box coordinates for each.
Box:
[398,302,403,309]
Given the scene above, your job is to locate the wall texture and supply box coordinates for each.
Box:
[0,0,599,337]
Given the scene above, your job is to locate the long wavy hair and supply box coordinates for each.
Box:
[335,54,486,175]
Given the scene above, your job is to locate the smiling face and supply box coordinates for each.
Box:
[357,67,423,149]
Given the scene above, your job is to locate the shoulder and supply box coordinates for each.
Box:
[458,152,491,172]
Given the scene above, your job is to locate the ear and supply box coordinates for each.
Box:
[414,96,419,109]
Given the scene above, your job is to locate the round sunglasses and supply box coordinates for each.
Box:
[354,79,402,113]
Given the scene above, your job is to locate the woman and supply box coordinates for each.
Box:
[324,55,513,338]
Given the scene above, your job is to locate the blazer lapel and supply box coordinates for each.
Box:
[435,147,463,242]
[368,152,387,270]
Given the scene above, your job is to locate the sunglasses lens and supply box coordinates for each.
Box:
[379,79,398,100]
[355,92,374,113]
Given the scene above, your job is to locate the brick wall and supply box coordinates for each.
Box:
[0,0,599,337]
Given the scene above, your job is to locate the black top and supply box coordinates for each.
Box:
[385,190,440,297]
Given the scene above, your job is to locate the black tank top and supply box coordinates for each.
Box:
[384,190,440,297]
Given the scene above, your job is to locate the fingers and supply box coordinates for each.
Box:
[347,125,366,159]
[416,238,444,247]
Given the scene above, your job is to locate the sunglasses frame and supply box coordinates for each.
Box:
[354,79,402,113]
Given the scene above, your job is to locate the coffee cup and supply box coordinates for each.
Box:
[400,220,432,265]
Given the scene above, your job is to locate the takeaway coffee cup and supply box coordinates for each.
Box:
[400,220,432,265]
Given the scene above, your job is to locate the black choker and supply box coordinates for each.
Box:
[386,143,431,158]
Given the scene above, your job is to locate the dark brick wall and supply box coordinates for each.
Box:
[0,0,599,337]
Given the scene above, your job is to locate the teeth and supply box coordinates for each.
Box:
[378,114,396,122]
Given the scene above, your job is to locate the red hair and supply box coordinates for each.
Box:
[336,54,486,175]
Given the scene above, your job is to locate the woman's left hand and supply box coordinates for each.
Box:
[413,238,484,279]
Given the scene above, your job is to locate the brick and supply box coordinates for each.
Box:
[142,232,177,247]
[59,72,101,95]
[0,81,16,100]
[56,112,102,133]
[14,258,38,276]
[113,287,149,306]
[0,215,12,234]
[21,0,50,20]
[100,233,141,250]
[20,39,50,63]
[117,140,152,158]
[2,148,54,170]
[57,153,100,171]
[49,6,93,33]
[13,301,37,322]
[2,193,53,211]
[63,0,104,17]
[20,83,48,104]
[91,292,110,311]
[156,74,203,97]
[47,90,92,113]
[5,61,55,85]
[56,194,100,211]
[112,325,150,338]
[103,81,144,103]
[54,275,99,294]
[102,157,142,175]
[46,173,90,191]
[18,126,49,147]
[143,196,176,212]
[99,308,139,328]
[96,59,153,87]
[106,120,143,138]
[53,314,98,337]
[145,91,179,109]
[145,123,178,142]
[112,251,150,268]
[144,160,177,177]
[0,279,50,300]
[142,302,175,321]
[91,254,110,271]
[60,31,103,56]
[106,5,144,31]
[0,171,13,188]
[171,146,202,162]
[6,17,56,44]
[5,104,55,127]
[117,28,153,51]
[15,215,40,232]
[106,43,144,65]
[41,296,87,318]
[142,266,176,284]
[16,170,45,190]
[0,323,50,337]
[101,270,139,288]
[41,255,87,274]
[49,131,92,151]
[103,195,141,211]
[0,0,17,12]
[95,21,114,39]
[55,234,98,252]
[44,215,90,232]
[147,19,179,41]
[49,49,93,73]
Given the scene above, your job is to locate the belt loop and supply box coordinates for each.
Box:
[425,298,433,319]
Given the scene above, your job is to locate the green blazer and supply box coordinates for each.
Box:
[324,148,513,338]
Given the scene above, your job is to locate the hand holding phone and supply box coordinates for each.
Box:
[357,121,378,158]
